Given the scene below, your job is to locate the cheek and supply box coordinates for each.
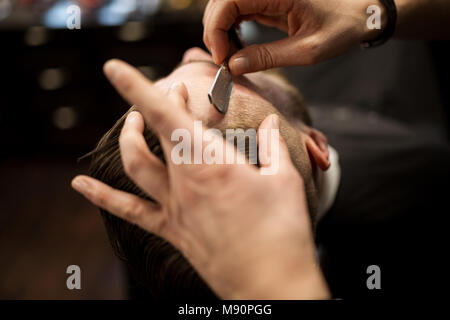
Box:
[283,126,310,174]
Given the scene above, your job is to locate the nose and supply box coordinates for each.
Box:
[182,47,214,63]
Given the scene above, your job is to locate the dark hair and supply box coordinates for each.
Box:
[88,112,218,300]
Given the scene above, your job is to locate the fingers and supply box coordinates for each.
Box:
[119,111,169,204]
[71,175,168,239]
[202,0,230,64]
[103,59,194,141]
[203,0,293,65]
[258,114,296,176]
[167,82,189,107]
[159,81,197,168]
[229,36,307,75]
[203,0,270,64]
[203,0,238,64]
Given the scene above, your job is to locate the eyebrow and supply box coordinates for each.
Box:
[173,59,220,72]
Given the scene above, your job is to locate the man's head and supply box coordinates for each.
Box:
[89,48,330,299]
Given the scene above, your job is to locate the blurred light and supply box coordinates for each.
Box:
[334,107,351,121]
[138,66,157,80]
[169,0,192,10]
[98,0,136,26]
[118,21,147,42]
[24,26,49,46]
[79,0,103,9]
[44,0,77,29]
[368,111,380,124]
[52,106,78,130]
[139,0,161,15]
[39,68,66,91]
[240,21,259,44]
[0,0,12,21]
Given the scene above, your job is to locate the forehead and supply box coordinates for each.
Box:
[158,60,288,98]
[154,61,293,127]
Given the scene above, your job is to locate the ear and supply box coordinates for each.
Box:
[304,128,330,171]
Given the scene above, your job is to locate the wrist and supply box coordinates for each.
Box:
[230,245,331,299]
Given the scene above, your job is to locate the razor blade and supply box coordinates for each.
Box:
[208,28,243,114]
[208,62,233,114]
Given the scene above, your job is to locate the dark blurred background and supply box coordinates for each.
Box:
[1,0,449,299]
[0,0,208,299]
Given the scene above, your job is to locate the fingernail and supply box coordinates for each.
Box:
[212,47,222,65]
[271,114,280,129]
[104,60,120,82]
[126,111,140,124]
[211,47,217,61]
[232,57,250,74]
[72,177,90,192]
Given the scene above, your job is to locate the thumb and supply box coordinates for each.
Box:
[228,37,296,75]
[229,36,318,75]
[258,114,294,176]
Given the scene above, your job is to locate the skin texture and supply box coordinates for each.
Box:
[71,50,331,299]
[203,0,385,75]
[157,48,330,181]
[204,0,450,75]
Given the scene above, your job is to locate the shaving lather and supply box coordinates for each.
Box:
[208,28,244,114]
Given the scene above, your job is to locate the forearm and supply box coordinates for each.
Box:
[394,0,450,39]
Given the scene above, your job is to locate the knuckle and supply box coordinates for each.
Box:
[119,131,133,145]
[115,70,134,93]
[123,200,142,224]
[122,151,147,178]
[256,45,275,70]
[152,221,167,239]
[148,109,166,129]
[93,188,107,208]
[300,38,322,66]
[153,214,167,234]
[209,166,244,192]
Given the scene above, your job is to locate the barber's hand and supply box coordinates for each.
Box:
[203,0,385,75]
[71,59,330,299]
